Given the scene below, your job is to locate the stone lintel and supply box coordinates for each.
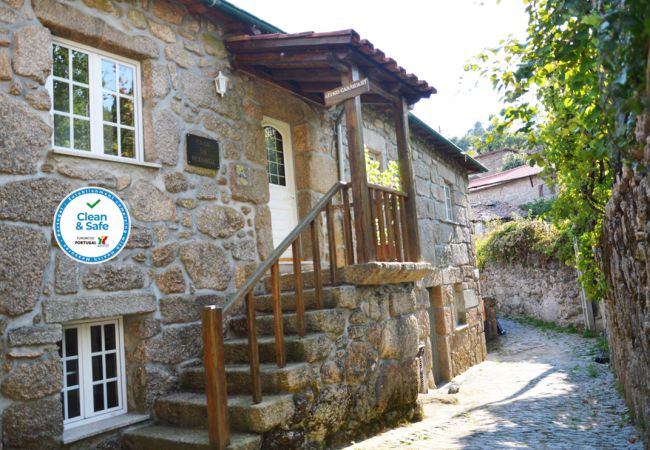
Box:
[338,262,434,285]
[43,294,156,323]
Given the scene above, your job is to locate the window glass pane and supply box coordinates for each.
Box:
[105,353,117,379]
[93,384,105,412]
[54,115,70,148]
[265,126,286,187]
[67,389,81,419]
[106,381,118,408]
[73,119,90,151]
[104,324,116,350]
[53,80,69,113]
[120,129,134,159]
[66,359,79,386]
[53,44,69,78]
[119,65,133,95]
[103,125,118,156]
[92,355,103,381]
[73,86,89,117]
[90,325,102,352]
[64,328,78,357]
[102,60,116,92]
[72,50,88,84]
[102,93,117,123]
[119,97,134,126]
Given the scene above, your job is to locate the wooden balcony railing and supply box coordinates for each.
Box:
[368,183,410,262]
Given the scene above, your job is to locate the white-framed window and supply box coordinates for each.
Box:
[48,38,143,162]
[366,148,384,170]
[443,184,454,221]
[60,317,127,429]
[452,283,467,327]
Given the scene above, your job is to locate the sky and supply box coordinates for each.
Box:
[230,0,529,139]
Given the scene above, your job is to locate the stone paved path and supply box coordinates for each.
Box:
[343,318,643,450]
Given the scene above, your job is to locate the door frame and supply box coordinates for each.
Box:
[262,116,299,261]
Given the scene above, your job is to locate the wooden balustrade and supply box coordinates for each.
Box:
[201,181,354,449]
[368,183,409,262]
[201,180,413,448]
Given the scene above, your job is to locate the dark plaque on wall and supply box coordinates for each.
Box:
[186,134,220,170]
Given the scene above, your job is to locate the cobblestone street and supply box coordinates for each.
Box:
[344,318,643,449]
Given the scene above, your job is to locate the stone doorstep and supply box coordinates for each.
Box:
[122,425,261,450]
[62,412,149,444]
[338,262,434,285]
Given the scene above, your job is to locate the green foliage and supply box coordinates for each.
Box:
[476,218,572,270]
[469,0,650,300]
[521,197,555,219]
[449,120,529,154]
[586,364,599,378]
[365,149,401,190]
[500,152,528,171]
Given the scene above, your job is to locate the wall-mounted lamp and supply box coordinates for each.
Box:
[214,71,229,97]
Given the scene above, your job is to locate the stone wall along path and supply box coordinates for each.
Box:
[343,318,643,449]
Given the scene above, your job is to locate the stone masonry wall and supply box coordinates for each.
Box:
[601,116,650,443]
[0,0,293,447]
[262,282,428,448]
[357,107,487,384]
[480,257,585,328]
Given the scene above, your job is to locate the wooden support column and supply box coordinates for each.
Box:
[395,97,421,261]
[343,65,375,263]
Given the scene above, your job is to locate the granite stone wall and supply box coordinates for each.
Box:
[0,0,283,446]
[601,115,650,444]
[480,257,585,328]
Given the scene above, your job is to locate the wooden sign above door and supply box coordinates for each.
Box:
[324,78,371,106]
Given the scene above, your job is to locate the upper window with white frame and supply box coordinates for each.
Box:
[443,183,454,221]
[59,318,127,429]
[49,39,142,161]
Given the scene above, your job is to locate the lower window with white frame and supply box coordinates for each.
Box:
[60,318,127,429]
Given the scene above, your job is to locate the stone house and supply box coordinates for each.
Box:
[0,0,487,448]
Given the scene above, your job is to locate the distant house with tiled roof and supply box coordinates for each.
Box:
[469,150,554,233]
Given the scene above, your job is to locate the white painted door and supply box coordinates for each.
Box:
[264,117,298,260]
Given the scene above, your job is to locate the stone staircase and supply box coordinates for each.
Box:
[122,283,350,450]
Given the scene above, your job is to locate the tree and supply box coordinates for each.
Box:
[470,0,649,300]
[450,121,529,154]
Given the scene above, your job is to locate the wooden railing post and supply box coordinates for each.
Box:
[245,292,262,403]
[343,66,376,263]
[202,306,229,450]
[292,240,305,336]
[326,202,337,285]
[310,219,323,309]
[270,262,285,368]
[395,96,421,261]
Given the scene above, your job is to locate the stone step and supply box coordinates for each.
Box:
[154,392,295,434]
[223,333,333,364]
[179,362,313,395]
[263,270,333,293]
[228,308,348,339]
[122,424,261,450]
[254,287,335,313]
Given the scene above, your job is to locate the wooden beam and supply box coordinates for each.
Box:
[343,65,375,263]
[270,68,341,82]
[395,97,421,261]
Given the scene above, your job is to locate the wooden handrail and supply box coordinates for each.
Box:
[222,181,351,317]
[367,183,408,197]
